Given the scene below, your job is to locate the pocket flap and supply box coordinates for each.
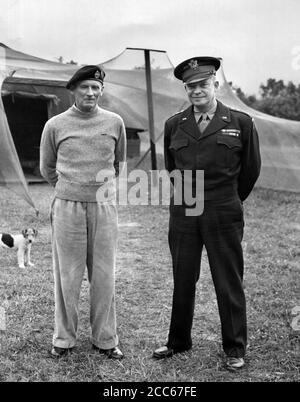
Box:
[217,136,242,149]
[169,138,189,150]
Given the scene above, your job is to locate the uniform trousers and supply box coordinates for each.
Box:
[167,196,246,358]
[50,198,118,349]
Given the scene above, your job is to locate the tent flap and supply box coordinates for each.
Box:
[0,72,38,212]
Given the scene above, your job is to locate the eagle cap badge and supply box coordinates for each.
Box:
[188,59,199,70]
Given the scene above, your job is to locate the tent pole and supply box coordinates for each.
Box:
[144,49,157,174]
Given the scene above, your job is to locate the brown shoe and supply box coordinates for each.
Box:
[93,345,124,360]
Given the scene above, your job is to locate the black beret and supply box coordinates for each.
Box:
[66,65,105,89]
[174,56,221,84]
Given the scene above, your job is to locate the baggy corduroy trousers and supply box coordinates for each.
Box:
[50,198,118,349]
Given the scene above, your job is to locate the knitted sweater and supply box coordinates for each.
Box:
[40,105,126,202]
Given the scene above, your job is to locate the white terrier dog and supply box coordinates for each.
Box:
[0,228,38,268]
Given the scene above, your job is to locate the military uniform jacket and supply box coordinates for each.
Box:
[164,100,261,201]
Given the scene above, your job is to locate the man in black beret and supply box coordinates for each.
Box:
[65,64,105,90]
[40,65,126,359]
[153,56,261,370]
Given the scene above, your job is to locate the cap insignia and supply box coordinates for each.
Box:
[95,70,101,79]
[188,59,199,70]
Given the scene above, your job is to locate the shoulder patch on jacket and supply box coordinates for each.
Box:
[1,233,14,248]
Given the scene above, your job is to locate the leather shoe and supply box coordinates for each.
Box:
[226,357,245,371]
[152,346,175,359]
[93,345,124,360]
[50,346,73,358]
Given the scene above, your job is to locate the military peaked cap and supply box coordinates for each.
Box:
[174,56,221,84]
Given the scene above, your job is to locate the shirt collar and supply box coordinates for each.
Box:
[193,100,217,120]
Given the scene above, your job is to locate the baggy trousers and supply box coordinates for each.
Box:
[167,196,246,358]
[50,198,118,349]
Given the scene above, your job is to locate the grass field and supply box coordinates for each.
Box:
[0,177,299,382]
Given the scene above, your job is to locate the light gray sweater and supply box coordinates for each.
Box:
[40,105,126,202]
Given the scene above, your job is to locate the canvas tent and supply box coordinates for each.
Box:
[0,72,37,212]
[101,48,300,192]
[0,43,300,210]
[217,68,300,193]
[0,44,148,173]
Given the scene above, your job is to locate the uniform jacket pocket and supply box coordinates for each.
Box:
[216,135,242,168]
[169,137,189,151]
[217,136,242,149]
[168,137,190,169]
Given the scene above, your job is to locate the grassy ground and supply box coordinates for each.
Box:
[0,176,299,382]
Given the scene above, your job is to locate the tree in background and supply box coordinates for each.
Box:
[229,81,257,107]
[257,79,300,120]
[56,56,78,65]
[230,79,300,121]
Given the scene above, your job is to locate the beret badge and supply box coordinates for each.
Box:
[66,65,105,89]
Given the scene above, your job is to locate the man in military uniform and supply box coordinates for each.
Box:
[153,57,261,370]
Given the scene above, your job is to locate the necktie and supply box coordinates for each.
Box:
[198,114,210,133]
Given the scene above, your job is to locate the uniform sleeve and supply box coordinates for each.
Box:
[164,120,175,173]
[238,119,261,201]
[114,118,127,177]
[39,121,58,186]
